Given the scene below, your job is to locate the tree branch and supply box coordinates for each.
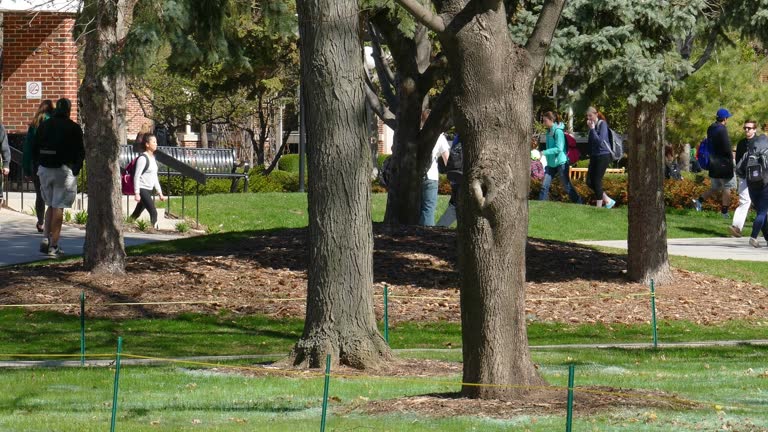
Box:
[524,0,566,73]
[416,86,452,164]
[690,25,720,74]
[365,73,397,129]
[367,20,399,110]
[394,0,445,34]
[417,53,448,93]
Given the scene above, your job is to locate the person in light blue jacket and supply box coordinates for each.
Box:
[538,111,582,203]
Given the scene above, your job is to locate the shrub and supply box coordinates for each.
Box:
[74,210,88,225]
[63,210,72,223]
[159,175,245,196]
[175,221,189,233]
[135,219,149,231]
[377,154,389,169]
[277,154,306,173]
[530,172,740,211]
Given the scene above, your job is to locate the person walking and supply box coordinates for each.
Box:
[538,111,581,203]
[736,134,768,247]
[729,119,758,237]
[32,98,84,257]
[419,110,450,226]
[585,107,616,208]
[0,121,10,208]
[130,134,166,229]
[22,100,54,231]
[692,108,736,219]
[436,134,463,227]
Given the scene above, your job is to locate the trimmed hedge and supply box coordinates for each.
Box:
[277,154,306,174]
[530,173,740,211]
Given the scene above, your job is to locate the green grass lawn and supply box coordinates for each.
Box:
[175,193,730,240]
[0,346,765,431]
[2,308,766,359]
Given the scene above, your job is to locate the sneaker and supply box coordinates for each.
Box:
[605,198,616,209]
[47,245,64,258]
[39,237,50,254]
[692,199,702,212]
[729,226,742,237]
[749,237,760,248]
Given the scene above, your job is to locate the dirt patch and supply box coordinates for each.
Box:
[351,387,698,419]
[1,225,766,325]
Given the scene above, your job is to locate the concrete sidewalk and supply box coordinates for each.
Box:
[580,237,768,262]
[0,209,178,267]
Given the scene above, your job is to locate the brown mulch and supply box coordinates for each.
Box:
[1,224,766,325]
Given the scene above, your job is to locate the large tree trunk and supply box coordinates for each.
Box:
[627,100,672,284]
[442,4,545,399]
[80,0,136,274]
[291,0,391,369]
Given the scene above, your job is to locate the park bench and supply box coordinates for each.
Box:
[119,145,249,191]
[568,167,625,181]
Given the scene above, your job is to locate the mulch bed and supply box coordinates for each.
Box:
[1,224,765,325]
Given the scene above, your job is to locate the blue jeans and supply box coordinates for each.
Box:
[419,179,439,226]
[748,183,768,241]
[539,163,582,204]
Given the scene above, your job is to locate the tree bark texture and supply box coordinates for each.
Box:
[627,101,673,285]
[80,0,137,274]
[291,0,391,369]
[369,16,450,226]
[439,2,546,399]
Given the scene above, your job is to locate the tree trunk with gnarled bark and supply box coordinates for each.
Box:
[81,0,137,274]
[290,0,391,369]
[394,0,565,399]
[627,100,672,285]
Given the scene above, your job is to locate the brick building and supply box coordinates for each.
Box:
[0,2,78,133]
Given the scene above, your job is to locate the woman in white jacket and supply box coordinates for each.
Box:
[130,135,166,228]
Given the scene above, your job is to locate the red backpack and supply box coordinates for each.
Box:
[565,133,580,165]
[121,154,148,195]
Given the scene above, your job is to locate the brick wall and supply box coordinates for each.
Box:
[126,91,153,140]
[2,12,78,133]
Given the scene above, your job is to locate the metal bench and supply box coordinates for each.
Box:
[119,145,249,190]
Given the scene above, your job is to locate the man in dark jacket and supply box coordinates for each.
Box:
[693,108,735,218]
[729,119,759,237]
[0,123,9,207]
[32,98,84,257]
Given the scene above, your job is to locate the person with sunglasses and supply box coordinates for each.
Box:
[729,119,759,237]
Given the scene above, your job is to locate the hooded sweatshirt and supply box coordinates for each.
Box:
[542,122,568,168]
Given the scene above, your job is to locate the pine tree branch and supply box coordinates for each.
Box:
[394,0,446,34]
[524,0,566,73]
[367,20,399,110]
[365,73,397,129]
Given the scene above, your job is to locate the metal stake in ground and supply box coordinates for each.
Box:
[80,291,86,367]
[320,354,331,432]
[650,279,658,349]
[566,364,575,432]
[383,285,389,344]
[110,337,123,432]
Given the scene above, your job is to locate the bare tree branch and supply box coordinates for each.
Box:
[365,73,397,130]
[416,85,452,157]
[394,0,446,34]
[367,21,399,110]
[524,0,566,73]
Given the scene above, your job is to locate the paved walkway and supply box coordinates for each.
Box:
[0,209,178,267]
[580,237,768,262]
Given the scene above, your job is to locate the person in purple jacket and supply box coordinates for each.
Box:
[585,107,616,208]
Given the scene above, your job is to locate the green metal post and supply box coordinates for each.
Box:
[320,354,331,432]
[650,278,658,349]
[566,364,575,432]
[110,337,123,432]
[383,285,389,344]
[80,291,86,367]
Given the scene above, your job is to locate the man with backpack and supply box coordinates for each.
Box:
[729,119,758,237]
[32,98,84,257]
[692,108,735,219]
[736,133,768,247]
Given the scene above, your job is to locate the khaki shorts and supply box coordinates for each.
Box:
[710,176,736,191]
[38,165,77,209]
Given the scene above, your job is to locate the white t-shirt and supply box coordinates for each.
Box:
[426,134,450,181]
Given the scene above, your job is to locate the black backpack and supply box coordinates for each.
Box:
[443,135,463,173]
[738,136,768,187]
